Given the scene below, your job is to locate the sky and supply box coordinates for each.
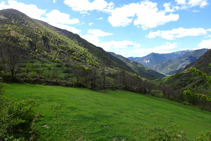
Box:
[0,0,211,57]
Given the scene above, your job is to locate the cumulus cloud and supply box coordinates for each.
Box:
[205,35,211,38]
[188,0,208,7]
[96,17,103,20]
[89,22,93,26]
[148,27,207,40]
[98,41,141,51]
[175,0,186,5]
[63,0,114,13]
[108,1,179,29]
[0,0,46,20]
[163,3,179,12]
[175,0,208,8]
[198,39,211,49]
[43,9,81,34]
[50,23,81,34]
[82,29,140,51]
[130,42,178,56]
[87,29,112,37]
[46,10,79,24]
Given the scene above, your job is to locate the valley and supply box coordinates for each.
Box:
[0,7,211,141]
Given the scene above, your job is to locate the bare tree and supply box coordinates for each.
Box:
[100,66,107,89]
[0,42,25,82]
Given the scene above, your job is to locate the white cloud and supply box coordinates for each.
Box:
[188,0,208,7]
[82,29,113,50]
[98,41,141,51]
[0,0,46,20]
[82,34,100,45]
[89,22,93,26]
[50,23,80,34]
[87,29,112,37]
[130,42,178,56]
[175,0,186,5]
[198,39,211,49]
[148,27,207,40]
[108,1,179,29]
[193,9,200,12]
[163,3,179,12]
[207,28,211,32]
[63,0,114,13]
[97,17,103,20]
[82,30,140,51]
[205,35,211,38]
[43,10,80,34]
[175,0,208,8]
[53,0,56,3]
[46,10,79,24]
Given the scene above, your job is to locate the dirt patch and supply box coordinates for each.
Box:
[0,15,8,19]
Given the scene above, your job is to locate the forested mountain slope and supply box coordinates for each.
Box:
[0,9,164,80]
[109,52,165,80]
[163,49,211,96]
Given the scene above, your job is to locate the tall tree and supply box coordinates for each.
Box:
[0,42,25,82]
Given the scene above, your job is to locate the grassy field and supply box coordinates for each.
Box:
[4,83,211,140]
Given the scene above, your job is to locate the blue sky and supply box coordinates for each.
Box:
[0,0,211,57]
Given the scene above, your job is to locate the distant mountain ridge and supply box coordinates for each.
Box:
[162,49,211,96]
[153,49,209,75]
[128,50,192,69]
[109,52,165,80]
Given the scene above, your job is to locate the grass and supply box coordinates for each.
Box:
[4,83,211,140]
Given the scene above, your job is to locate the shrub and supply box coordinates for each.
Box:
[28,60,34,63]
[55,63,62,67]
[28,71,38,78]
[1,71,11,82]
[0,83,41,140]
[134,114,187,141]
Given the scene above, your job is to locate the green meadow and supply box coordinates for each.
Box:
[4,83,211,140]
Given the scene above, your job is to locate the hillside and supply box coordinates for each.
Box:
[128,50,191,69]
[35,19,134,72]
[153,49,208,75]
[184,48,211,72]
[0,9,164,80]
[162,49,211,96]
[5,83,211,140]
[109,52,165,80]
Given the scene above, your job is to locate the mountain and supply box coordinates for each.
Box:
[153,49,209,75]
[127,57,139,61]
[128,50,192,69]
[109,52,165,80]
[162,49,211,96]
[0,9,164,80]
[184,49,211,72]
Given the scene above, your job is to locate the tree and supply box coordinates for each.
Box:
[0,42,25,82]
[101,66,107,89]
[184,64,211,101]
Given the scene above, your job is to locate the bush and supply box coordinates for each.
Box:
[0,83,41,140]
[55,63,62,67]
[1,71,11,82]
[28,60,34,63]
[28,71,38,78]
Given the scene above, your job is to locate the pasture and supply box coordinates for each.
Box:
[4,83,211,140]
